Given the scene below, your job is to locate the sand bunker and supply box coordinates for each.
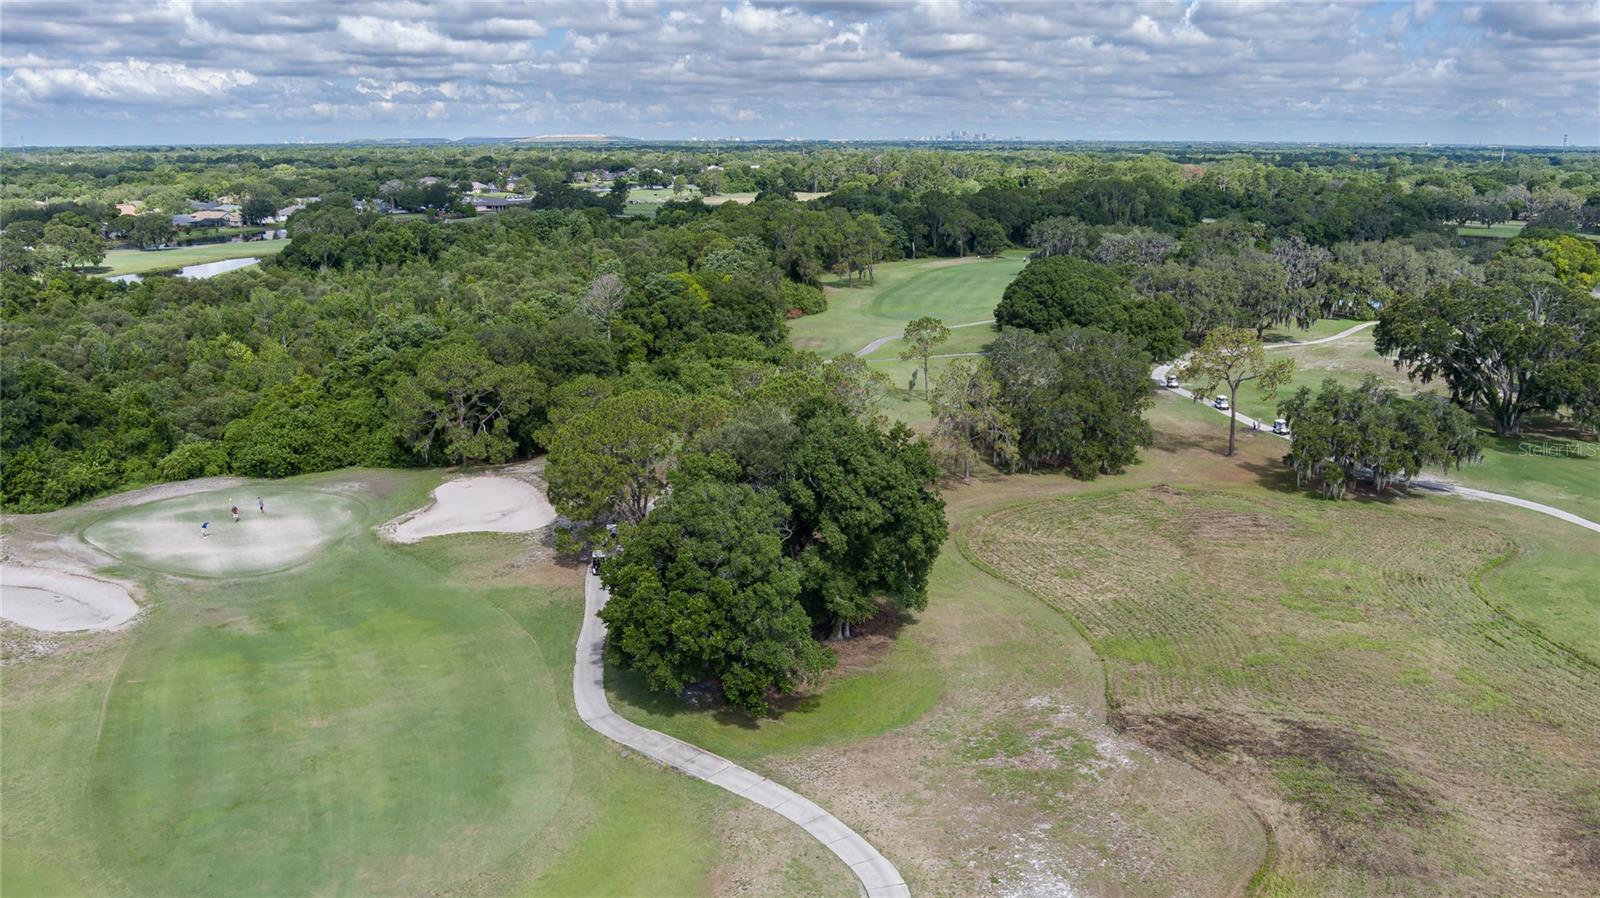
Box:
[83,488,362,578]
[1,565,139,632]
[386,476,556,543]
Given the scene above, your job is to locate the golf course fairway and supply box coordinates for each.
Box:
[1,469,850,897]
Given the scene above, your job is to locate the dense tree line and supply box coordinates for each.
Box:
[1376,232,1600,436]
[0,193,904,510]
[6,144,1598,515]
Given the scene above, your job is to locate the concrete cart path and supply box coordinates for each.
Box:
[853,318,996,357]
[1150,359,1600,536]
[574,572,911,898]
[1264,320,1376,348]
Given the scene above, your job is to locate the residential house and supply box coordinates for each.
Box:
[183,209,243,228]
[115,201,142,216]
[469,196,534,214]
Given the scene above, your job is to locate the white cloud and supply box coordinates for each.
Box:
[4,60,257,105]
[0,0,1594,144]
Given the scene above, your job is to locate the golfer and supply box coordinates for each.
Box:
[201,521,211,539]
[230,498,240,523]
[258,496,265,514]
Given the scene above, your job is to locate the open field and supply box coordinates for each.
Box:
[790,252,1026,359]
[622,186,700,215]
[964,477,1600,896]
[95,239,288,277]
[0,469,848,898]
[1261,318,1363,343]
[697,191,830,208]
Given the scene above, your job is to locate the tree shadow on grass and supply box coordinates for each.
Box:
[604,603,914,728]
[1149,427,1213,456]
[1238,455,1440,510]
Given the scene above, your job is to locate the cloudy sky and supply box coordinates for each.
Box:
[2,0,1597,146]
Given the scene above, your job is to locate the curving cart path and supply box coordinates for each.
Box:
[854,318,996,357]
[574,572,911,898]
[848,316,1593,535]
[1152,320,1600,535]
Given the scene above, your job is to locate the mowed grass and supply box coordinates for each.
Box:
[788,251,1027,428]
[96,239,287,277]
[1261,318,1368,343]
[964,481,1600,895]
[1,469,848,898]
[788,252,1027,359]
[1456,221,1600,243]
[622,186,701,216]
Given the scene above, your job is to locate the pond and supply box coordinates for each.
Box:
[108,256,261,284]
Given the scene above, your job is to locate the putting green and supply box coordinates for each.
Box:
[82,487,363,578]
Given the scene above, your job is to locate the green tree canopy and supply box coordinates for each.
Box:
[600,480,830,716]
[898,315,950,399]
[988,326,1157,475]
[1178,326,1294,456]
[546,389,689,523]
[929,358,1017,480]
[783,405,947,638]
[995,256,1187,359]
[387,342,538,465]
[1279,376,1482,499]
[1376,249,1599,436]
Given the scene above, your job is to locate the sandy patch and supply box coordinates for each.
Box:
[1,565,138,631]
[383,476,556,543]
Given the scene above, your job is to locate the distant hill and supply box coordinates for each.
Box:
[339,137,455,146]
[332,135,640,146]
[514,134,640,143]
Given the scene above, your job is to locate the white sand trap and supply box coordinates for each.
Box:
[387,476,556,543]
[1,565,139,631]
[82,488,362,578]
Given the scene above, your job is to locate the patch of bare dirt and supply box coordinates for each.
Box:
[823,604,909,674]
[1557,792,1600,875]
[1122,712,1444,877]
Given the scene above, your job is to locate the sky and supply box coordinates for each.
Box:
[2,0,1597,147]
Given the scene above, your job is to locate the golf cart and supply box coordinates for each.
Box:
[1164,372,1179,388]
[1272,418,1290,435]
[589,550,606,575]
[1213,394,1230,411]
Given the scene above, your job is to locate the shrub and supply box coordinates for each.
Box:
[779,279,827,316]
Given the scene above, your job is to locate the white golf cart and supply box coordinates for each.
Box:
[1164,372,1179,388]
[1213,394,1230,411]
[1272,418,1290,435]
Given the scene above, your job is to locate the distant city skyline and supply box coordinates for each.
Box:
[3,1,1597,147]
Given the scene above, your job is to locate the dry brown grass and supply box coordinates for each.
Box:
[964,485,1600,896]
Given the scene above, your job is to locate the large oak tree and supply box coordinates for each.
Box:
[600,480,829,716]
